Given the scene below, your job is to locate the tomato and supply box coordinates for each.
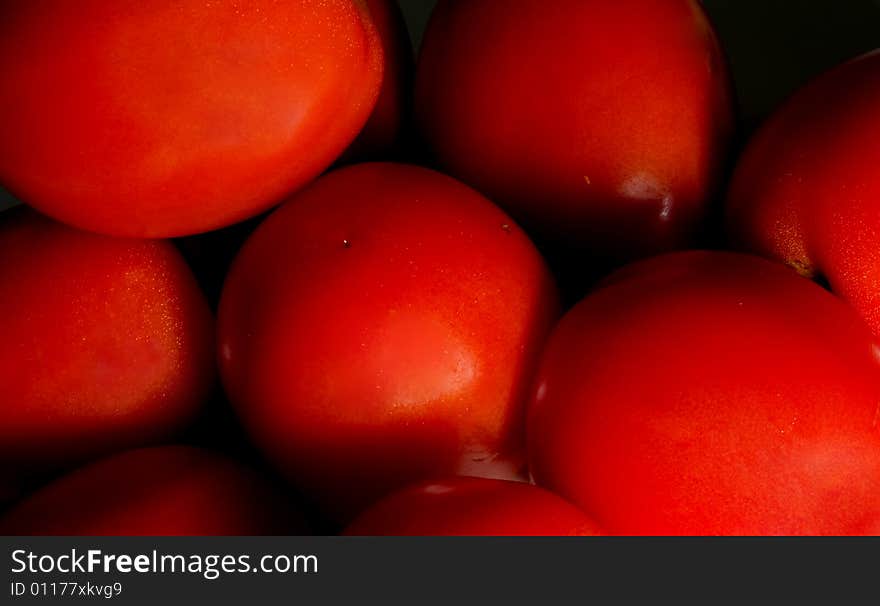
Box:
[416,0,734,261]
[341,0,413,161]
[0,446,306,535]
[528,251,880,535]
[0,209,214,470]
[727,51,880,338]
[218,163,559,520]
[344,477,601,536]
[0,0,383,238]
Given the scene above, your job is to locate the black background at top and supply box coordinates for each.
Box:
[400,0,880,129]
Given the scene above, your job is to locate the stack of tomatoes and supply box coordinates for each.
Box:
[1,0,879,536]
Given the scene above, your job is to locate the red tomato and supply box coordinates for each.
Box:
[341,0,413,161]
[727,51,880,338]
[0,0,383,238]
[416,0,734,260]
[0,446,306,535]
[0,209,214,470]
[700,1,880,130]
[528,251,880,535]
[218,163,559,520]
[344,477,601,536]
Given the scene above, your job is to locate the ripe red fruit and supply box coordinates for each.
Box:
[416,0,734,260]
[0,0,383,237]
[727,51,880,338]
[342,0,413,161]
[0,209,214,470]
[344,477,601,536]
[528,251,880,535]
[218,163,559,520]
[0,447,306,536]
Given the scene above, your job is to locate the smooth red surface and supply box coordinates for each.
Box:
[0,447,305,536]
[727,50,880,338]
[218,163,559,520]
[416,0,734,259]
[0,209,214,470]
[344,477,601,536]
[342,0,413,160]
[528,251,880,535]
[0,0,383,237]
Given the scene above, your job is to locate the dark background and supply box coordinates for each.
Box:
[1,0,879,534]
[2,0,879,211]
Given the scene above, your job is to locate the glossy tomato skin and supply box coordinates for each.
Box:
[344,477,601,536]
[699,0,880,131]
[0,209,214,470]
[416,0,734,261]
[528,251,880,535]
[218,163,560,520]
[0,0,383,238]
[341,0,413,161]
[0,447,307,535]
[727,51,880,337]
